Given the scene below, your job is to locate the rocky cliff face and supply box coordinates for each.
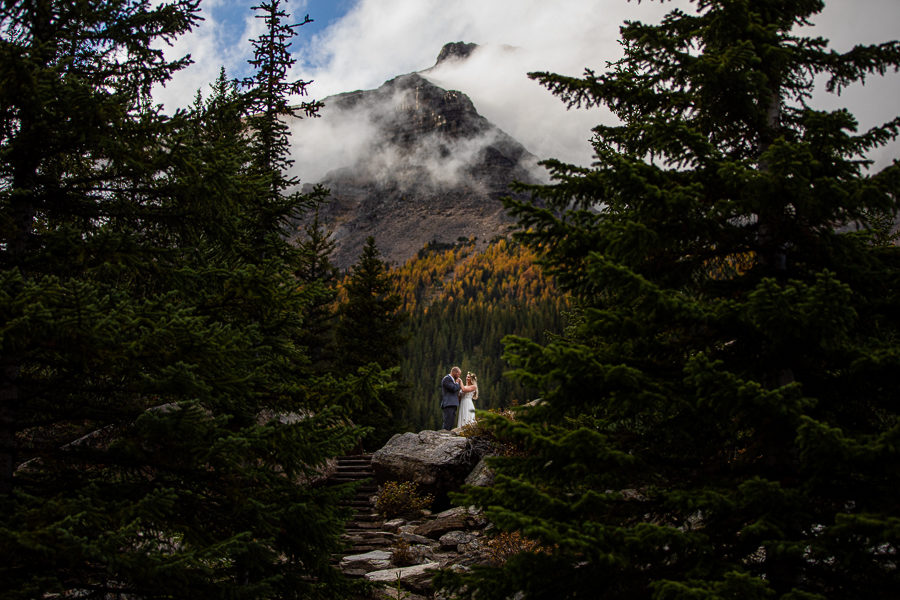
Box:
[295,43,541,270]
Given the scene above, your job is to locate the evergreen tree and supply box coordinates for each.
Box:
[337,237,407,372]
[295,204,340,372]
[0,1,361,597]
[335,236,408,446]
[441,1,900,599]
[241,0,322,258]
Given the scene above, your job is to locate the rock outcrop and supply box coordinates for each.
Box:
[434,41,478,65]
[371,430,482,509]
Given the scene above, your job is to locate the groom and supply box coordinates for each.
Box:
[440,366,463,430]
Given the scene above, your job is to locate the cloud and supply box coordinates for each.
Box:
[288,93,383,184]
[310,0,899,170]
[421,43,602,167]
[288,78,541,188]
[152,0,265,110]
[288,0,680,168]
[158,0,900,174]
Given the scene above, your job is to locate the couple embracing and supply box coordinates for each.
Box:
[440,366,479,430]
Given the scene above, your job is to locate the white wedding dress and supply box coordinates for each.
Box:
[457,389,477,427]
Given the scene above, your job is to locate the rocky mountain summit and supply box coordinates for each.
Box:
[296,42,541,270]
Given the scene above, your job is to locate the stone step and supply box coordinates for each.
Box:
[345,520,383,527]
[349,511,381,519]
[336,455,372,464]
[342,534,397,544]
[341,493,376,503]
[336,465,372,472]
[330,476,374,484]
[343,545,393,555]
[344,491,377,500]
[337,461,373,468]
[340,569,368,579]
[332,454,396,579]
[337,462,372,469]
[333,471,373,480]
[347,520,385,530]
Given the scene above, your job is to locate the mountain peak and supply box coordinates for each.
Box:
[435,42,478,66]
[295,43,539,269]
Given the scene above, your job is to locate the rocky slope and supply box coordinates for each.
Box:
[295,42,541,270]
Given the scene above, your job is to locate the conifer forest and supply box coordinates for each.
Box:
[2,0,900,598]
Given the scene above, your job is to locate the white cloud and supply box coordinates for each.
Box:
[287,0,682,171]
[158,0,900,174]
[288,94,383,184]
[289,0,899,173]
[288,80,541,188]
[152,1,265,110]
[421,43,602,167]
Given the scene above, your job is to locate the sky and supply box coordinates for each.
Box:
[154,0,900,179]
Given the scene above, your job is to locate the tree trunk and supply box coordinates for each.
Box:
[757,88,787,273]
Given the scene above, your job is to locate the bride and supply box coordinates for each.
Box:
[456,372,478,428]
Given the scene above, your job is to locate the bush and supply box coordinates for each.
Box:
[456,407,525,457]
[481,531,554,566]
[390,538,417,567]
[374,480,434,518]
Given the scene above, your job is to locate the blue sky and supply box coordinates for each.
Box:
[179,0,353,77]
[156,0,900,177]
[215,0,354,51]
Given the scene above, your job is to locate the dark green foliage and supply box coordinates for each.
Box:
[336,237,407,373]
[241,0,324,257]
[335,236,408,447]
[295,204,341,372]
[0,1,362,597]
[440,1,900,599]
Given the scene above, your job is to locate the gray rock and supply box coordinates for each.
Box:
[406,543,439,564]
[382,518,406,532]
[366,562,441,593]
[339,549,393,572]
[372,431,481,507]
[439,530,475,549]
[464,457,494,487]
[435,41,478,65]
[379,590,429,600]
[400,532,437,546]
[413,506,473,539]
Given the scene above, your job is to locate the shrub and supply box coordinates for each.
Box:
[390,538,417,567]
[374,480,434,518]
[481,531,554,566]
[456,407,525,457]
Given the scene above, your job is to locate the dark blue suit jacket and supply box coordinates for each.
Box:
[441,374,461,408]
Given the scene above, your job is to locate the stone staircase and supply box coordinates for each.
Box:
[329,454,398,576]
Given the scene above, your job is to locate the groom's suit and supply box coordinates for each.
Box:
[440,373,461,430]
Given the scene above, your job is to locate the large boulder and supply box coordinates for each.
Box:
[372,430,481,508]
